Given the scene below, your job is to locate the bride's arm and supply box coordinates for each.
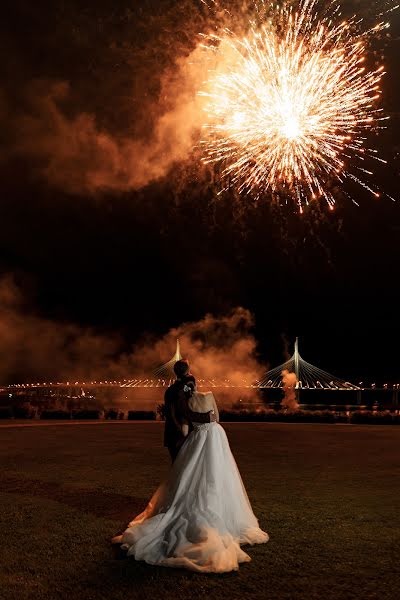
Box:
[211,393,219,422]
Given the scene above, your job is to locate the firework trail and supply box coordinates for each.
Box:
[199,0,396,211]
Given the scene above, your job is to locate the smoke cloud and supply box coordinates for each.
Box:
[3,9,264,197]
[0,277,263,396]
[132,307,262,387]
[4,42,215,194]
[281,369,299,411]
[0,276,130,384]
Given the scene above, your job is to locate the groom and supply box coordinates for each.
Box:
[164,359,194,462]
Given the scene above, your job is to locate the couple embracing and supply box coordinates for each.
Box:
[113,359,268,573]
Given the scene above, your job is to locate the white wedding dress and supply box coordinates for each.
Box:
[114,391,268,573]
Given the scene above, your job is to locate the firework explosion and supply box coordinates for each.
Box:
[199,0,395,211]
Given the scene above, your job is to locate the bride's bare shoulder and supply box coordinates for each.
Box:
[193,391,215,400]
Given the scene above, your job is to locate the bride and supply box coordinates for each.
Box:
[113,381,268,573]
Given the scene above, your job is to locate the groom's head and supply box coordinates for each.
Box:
[173,359,190,379]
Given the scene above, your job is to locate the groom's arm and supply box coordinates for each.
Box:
[170,390,189,437]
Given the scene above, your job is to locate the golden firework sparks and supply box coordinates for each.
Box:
[199,0,395,211]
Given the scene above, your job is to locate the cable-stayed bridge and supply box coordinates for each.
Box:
[3,338,362,392]
[258,338,360,390]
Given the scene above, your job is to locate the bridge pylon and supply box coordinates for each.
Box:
[153,338,183,379]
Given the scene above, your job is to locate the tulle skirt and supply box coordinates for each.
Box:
[114,422,268,573]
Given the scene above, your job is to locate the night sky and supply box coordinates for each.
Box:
[1,0,400,384]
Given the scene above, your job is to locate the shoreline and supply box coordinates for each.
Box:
[0,419,398,429]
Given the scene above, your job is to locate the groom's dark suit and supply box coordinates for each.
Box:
[164,380,189,462]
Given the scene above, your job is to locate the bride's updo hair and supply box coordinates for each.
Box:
[185,381,196,397]
[182,375,196,398]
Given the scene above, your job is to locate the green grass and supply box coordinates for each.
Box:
[1,422,400,600]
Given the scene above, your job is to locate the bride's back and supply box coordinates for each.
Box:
[188,391,215,414]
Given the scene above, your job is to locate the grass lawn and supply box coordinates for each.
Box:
[1,421,400,600]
